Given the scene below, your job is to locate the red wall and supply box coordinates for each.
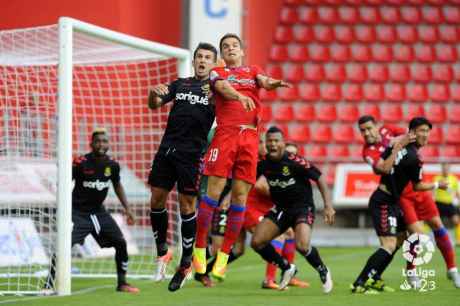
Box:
[0,0,182,46]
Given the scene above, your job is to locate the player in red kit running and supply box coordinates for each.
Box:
[193,33,292,279]
[358,115,460,289]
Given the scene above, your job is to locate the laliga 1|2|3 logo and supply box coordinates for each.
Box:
[400,233,436,292]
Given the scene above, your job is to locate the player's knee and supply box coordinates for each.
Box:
[295,240,310,254]
[250,235,264,250]
[113,237,127,250]
[150,188,168,209]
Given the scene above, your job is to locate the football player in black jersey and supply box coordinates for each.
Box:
[351,117,448,294]
[250,126,335,292]
[45,128,139,293]
[147,42,217,291]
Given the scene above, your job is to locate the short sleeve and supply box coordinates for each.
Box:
[252,65,265,77]
[409,157,423,184]
[72,156,83,180]
[111,162,121,185]
[290,154,322,181]
[209,67,225,88]
[256,160,265,179]
[159,79,179,104]
[380,146,393,160]
[363,148,381,167]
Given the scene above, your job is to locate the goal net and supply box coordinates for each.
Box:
[0,17,190,296]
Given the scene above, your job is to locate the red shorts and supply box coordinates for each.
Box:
[243,207,267,231]
[203,126,259,184]
[399,191,440,225]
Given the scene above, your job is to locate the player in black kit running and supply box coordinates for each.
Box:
[250,126,336,292]
[147,42,218,292]
[44,128,139,294]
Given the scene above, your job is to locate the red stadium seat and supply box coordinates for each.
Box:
[420,146,439,160]
[300,84,320,101]
[362,104,381,120]
[426,105,446,123]
[376,26,396,43]
[316,104,337,122]
[448,105,460,123]
[432,65,453,82]
[294,26,314,43]
[397,25,418,44]
[436,45,457,62]
[325,64,346,82]
[337,104,359,122]
[444,6,460,24]
[411,64,432,83]
[289,45,309,62]
[289,125,310,143]
[381,104,403,122]
[372,44,392,62]
[363,83,384,102]
[266,65,283,79]
[259,89,277,102]
[347,64,367,83]
[429,126,443,144]
[318,6,338,24]
[422,6,443,23]
[338,6,360,24]
[360,7,380,24]
[418,26,438,43]
[454,66,460,82]
[352,45,371,62]
[389,64,410,83]
[321,84,342,102]
[280,7,298,24]
[307,145,328,160]
[311,125,332,143]
[333,125,355,143]
[269,45,288,62]
[407,84,428,102]
[451,85,460,102]
[260,105,273,122]
[355,26,375,43]
[279,87,299,102]
[276,124,290,139]
[380,7,400,24]
[343,84,363,102]
[284,0,303,5]
[386,83,406,102]
[309,45,330,62]
[440,146,459,158]
[298,7,317,24]
[314,26,335,43]
[285,65,304,83]
[329,145,350,159]
[335,26,355,44]
[439,26,458,43]
[446,126,460,144]
[273,105,294,122]
[304,64,325,82]
[405,104,425,120]
[400,6,421,23]
[415,45,435,63]
[330,45,350,62]
[294,104,316,122]
[274,26,293,44]
[393,45,414,62]
[429,84,450,102]
[368,64,388,82]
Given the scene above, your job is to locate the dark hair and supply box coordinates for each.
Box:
[91,128,107,142]
[357,115,376,126]
[266,126,283,136]
[219,33,243,52]
[409,117,432,130]
[193,42,218,62]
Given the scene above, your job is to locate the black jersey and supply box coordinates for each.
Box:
[379,143,423,200]
[158,77,215,154]
[72,153,120,213]
[257,152,322,211]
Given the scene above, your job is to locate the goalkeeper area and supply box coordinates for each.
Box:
[1,247,459,305]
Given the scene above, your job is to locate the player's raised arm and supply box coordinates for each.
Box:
[212,76,255,111]
[374,142,404,174]
[148,82,176,110]
[256,74,292,91]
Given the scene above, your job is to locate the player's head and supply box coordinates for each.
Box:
[219,33,244,66]
[193,42,218,79]
[408,117,432,147]
[441,162,450,176]
[265,126,285,160]
[285,142,298,155]
[258,132,267,158]
[357,115,379,145]
[90,128,109,156]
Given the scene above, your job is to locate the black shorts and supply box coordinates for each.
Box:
[72,209,125,247]
[211,208,228,236]
[436,202,458,218]
[148,148,201,195]
[369,189,405,237]
[265,206,315,233]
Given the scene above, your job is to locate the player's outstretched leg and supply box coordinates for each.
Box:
[112,237,139,293]
[299,246,332,293]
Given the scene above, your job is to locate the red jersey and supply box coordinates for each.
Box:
[362,125,406,168]
[209,65,263,127]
